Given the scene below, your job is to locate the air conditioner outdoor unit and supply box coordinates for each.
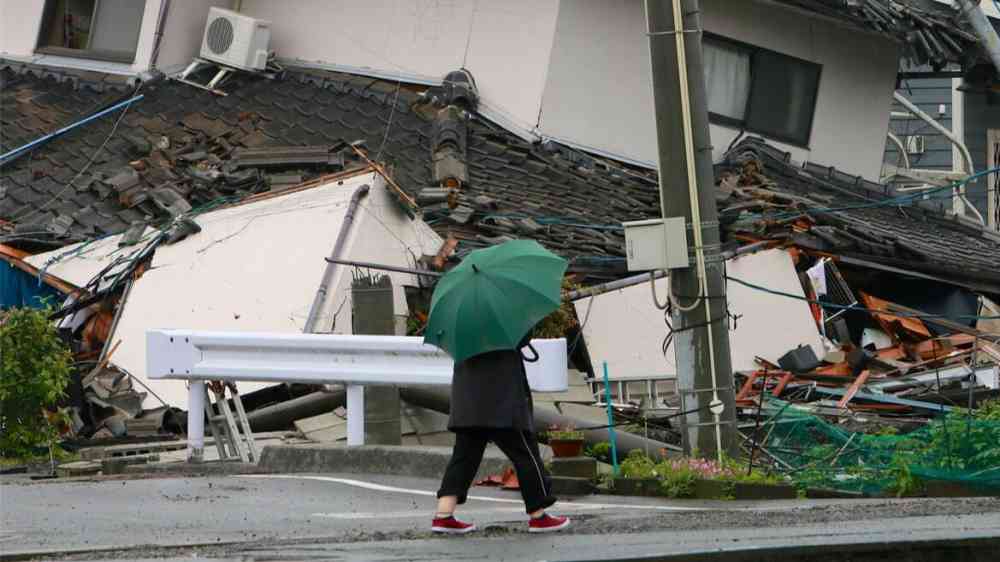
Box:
[905,135,926,155]
[199,7,271,72]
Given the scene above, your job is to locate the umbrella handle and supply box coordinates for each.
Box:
[521,342,540,363]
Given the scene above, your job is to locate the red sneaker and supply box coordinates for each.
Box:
[431,515,477,534]
[528,513,570,533]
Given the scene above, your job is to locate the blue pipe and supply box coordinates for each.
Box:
[602,361,620,476]
[0,94,145,164]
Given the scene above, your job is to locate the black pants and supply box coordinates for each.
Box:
[437,428,556,514]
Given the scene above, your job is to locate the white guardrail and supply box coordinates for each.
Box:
[146,330,567,458]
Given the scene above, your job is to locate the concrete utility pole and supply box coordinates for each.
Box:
[644,0,737,460]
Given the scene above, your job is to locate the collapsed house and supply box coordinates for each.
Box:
[1,22,999,449]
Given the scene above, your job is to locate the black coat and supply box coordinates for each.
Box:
[448,346,536,431]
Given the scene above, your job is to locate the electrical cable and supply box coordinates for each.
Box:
[13,82,145,224]
[725,274,1000,322]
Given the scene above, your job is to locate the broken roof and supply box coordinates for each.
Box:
[3,60,1000,289]
[773,0,981,69]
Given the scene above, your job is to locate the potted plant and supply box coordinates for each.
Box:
[546,424,585,458]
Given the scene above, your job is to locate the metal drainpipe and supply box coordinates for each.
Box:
[957,0,1000,76]
[303,184,370,333]
[149,0,171,70]
[892,91,984,224]
[885,132,912,170]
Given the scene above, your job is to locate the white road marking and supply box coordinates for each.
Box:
[240,474,725,511]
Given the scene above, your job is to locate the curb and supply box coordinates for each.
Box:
[256,444,511,480]
[567,536,1000,562]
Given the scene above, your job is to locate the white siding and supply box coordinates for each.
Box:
[538,0,900,179]
[237,0,559,132]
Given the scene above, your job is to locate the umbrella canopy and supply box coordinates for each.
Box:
[424,240,567,363]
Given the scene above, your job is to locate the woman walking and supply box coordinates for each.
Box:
[422,239,572,534]
[431,338,570,534]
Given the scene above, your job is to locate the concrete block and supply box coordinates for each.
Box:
[550,456,597,480]
[294,412,347,443]
[101,454,159,474]
[257,444,511,480]
[55,461,101,478]
[550,476,596,496]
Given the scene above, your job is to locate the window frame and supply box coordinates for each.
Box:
[34,0,146,64]
[703,33,823,148]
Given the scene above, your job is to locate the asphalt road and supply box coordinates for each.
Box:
[3,473,1000,561]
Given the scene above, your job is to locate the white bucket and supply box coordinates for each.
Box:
[524,338,568,392]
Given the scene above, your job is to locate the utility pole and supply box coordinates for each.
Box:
[644,0,737,460]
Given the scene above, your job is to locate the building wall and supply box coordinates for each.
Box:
[884,78,955,172]
[537,0,900,178]
[237,0,560,133]
[0,0,226,75]
[144,0,232,73]
[0,0,48,60]
[964,91,1000,222]
[0,0,164,74]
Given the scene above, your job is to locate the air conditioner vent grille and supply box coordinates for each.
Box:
[206,17,234,55]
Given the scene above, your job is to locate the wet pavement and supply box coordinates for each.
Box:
[3,472,1000,561]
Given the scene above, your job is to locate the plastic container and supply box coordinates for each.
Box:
[524,338,568,392]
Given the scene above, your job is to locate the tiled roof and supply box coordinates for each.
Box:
[775,0,981,68]
[718,138,1000,291]
[2,61,1000,288]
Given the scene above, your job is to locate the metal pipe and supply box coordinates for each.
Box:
[399,385,680,457]
[957,0,1000,77]
[893,92,973,177]
[563,241,770,302]
[246,390,346,432]
[149,0,171,70]
[303,184,370,333]
[885,132,912,170]
[0,95,145,165]
[187,381,205,462]
[323,257,442,277]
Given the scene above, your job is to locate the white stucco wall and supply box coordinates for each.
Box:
[145,0,232,73]
[237,0,560,133]
[0,0,167,74]
[538,0,900,179]
[0,0,47,60]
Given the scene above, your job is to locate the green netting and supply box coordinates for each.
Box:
[758,400,1000,495]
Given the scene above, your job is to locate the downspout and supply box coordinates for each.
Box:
[956,0,1000,75]
[303,184,370,333]
[892,91,984,224]
[149,0,171,70]
[232,0,242,12]
[885,132,912,170]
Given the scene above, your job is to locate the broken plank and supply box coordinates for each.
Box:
[810,385,956,413]
[836,370,870,409]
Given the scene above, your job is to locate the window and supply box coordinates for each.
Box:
[36,0,147,64]
[703,35,822,147]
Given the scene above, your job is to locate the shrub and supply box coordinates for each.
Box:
[585,441,612,462]
[0,306,73,457]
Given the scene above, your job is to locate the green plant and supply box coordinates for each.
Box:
[531,279,580,339]
[585,441,612,461]
[975,398,1000,422]
[546,423,584,441]
[619,449,658,479]
[888,459,924,497]
[659,465,698,498]
[0,306,73,457]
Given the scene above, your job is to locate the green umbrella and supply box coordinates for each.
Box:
[424,239,567,363]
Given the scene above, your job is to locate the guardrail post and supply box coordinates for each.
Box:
[346,384,365,446]
[188,381,205,462]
